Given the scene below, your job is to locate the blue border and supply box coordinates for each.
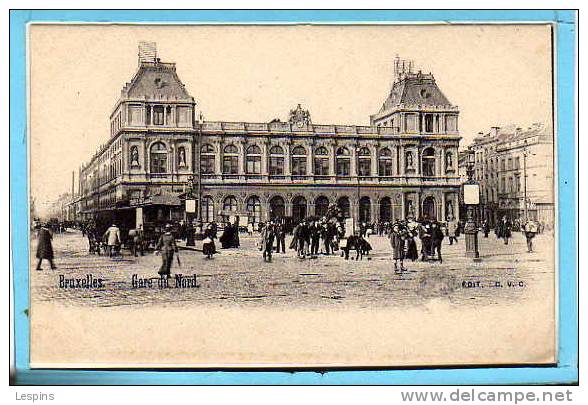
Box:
[10,10,577,385]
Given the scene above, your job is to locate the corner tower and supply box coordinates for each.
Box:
[370,57,459,135]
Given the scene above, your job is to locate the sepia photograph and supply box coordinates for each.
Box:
[26,23,557,368]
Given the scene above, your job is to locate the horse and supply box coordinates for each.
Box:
[341,235,372,260]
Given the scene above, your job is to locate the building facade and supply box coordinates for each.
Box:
[469,123,554,227]
[77,46,462,228]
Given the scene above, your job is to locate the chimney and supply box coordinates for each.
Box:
[138,41,157,65]
[490,126,501,137]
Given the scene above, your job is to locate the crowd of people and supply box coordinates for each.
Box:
[32,210,546,277]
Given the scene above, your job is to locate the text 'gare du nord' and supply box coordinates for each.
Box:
[70,43,462,231]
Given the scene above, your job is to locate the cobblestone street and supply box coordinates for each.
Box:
[30,230,555,309]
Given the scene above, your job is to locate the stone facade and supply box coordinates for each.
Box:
[469,123,554,226]
[77,47,462,227]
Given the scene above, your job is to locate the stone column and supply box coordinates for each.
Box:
[308,143,314,176]
[216,140,223,175]
[261,141,269,178]
[441,192,447,221]
[371,145,378,177]
[441,148,446,176]
[399,145,405,176]
[329,143,337,176]
[238,140,246,175]
[401,192,406,219]
[284,142,291,177]
[415,192,421,219]
[350,143,358,178]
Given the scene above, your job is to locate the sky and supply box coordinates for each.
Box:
[28,24,553,215]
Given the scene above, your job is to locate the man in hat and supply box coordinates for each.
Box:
[156,224,178,278]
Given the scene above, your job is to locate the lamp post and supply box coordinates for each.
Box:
[463,151,481,261]
[196,112,204,223]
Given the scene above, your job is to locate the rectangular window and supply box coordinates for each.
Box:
[269,157,284,175]
[291,157,307,176]
[201,156,215,174]
[223,156,239,174]
[358,159,371,176]
[336,159,350,176]
[379,160,393,176]
[246,156,261,174]
[314,158,329,176]
[153,106,164,125]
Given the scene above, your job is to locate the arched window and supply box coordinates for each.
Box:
[246,196,262,224]
[150,142,167,173]
[315,196,330,217]
[359,196,371,223]
[337,196,351,218]
[292,196,307,223]
[223,144,239,174]
[223,195,238,212]
[201,196,214,223]
[378,148,393,176]
[314,146,329,176]
[379,197,392,222]
[246,145,262,174]
[200,144,215,174]
[291,146,307,176]
[422,147,436,176]
[269,145,284,176]
[336,147,350,176]
[269,196,285,219]
[357,147,371,176]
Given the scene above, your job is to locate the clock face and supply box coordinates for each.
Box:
[296,120,304,128]
[420,89,431,99]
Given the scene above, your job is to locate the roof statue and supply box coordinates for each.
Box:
[288,104,311,127]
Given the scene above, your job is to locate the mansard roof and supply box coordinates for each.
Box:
[378,72,453,113]
[119,61,193,101]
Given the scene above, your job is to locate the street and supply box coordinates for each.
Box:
[30,230,556,309]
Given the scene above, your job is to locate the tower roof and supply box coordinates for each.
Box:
[120,60,193,101]
[378,71,453,113]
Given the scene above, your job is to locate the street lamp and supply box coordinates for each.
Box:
[196,111,204,224]
[463,151,481,261]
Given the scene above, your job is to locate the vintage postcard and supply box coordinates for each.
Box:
[28,23,556,368]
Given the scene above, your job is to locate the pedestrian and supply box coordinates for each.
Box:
[389,222,406,272]
[35,223,56,270]
[419,219,433,261]
[128,225,144,257]
[156,224,178,278]
[522,219,538,253]
[202,224,216,259]
[496,216,512,245]
[310,221,321,256]
[275,220,286,254]
[430,221,444,263]
[482,220,490,238]
[102,223,121,257]
[446,216,459,245]
[261,221,276,262]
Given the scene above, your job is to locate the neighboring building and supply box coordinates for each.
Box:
[77,45,462,228]
[469,123,554,227]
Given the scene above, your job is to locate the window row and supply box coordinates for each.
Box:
[200,144,455,177]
